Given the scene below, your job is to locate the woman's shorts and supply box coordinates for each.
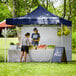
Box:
[21,45,29,53]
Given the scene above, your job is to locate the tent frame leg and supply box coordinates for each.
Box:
[61,23,63,47]
[5,27,7,62]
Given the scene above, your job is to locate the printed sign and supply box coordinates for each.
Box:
[52,47,67,63]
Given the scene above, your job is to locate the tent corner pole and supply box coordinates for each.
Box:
[5,27,7,63]
[61,23,63,47]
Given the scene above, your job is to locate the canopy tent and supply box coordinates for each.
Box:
[6,6,72,26]
[5,6,72,62]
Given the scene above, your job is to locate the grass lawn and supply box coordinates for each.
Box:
[0,38,76,76]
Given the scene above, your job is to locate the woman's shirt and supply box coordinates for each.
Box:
[31,33,40,45]
[31,33,40,40]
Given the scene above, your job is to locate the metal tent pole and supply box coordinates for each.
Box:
[4,25,7,62]
[61,23,63,47]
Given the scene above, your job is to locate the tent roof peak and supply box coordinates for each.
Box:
[6,6,72,26]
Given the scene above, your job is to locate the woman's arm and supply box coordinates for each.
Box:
[33,38,40,41]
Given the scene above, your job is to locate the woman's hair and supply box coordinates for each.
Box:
[33,28,38,31]
[25,32,30,36]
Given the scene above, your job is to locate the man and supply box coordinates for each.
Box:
[20,32,31,62]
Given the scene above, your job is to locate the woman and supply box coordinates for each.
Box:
[31,28,40,49]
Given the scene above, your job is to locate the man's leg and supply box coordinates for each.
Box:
[20,51,24,62]
[24,52,27,62]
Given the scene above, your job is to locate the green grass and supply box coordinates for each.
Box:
[0,38,76,76]
[0,38,18,62]
[0,38,18,50]
[0,63,76,76]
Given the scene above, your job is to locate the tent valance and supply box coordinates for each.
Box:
[6,6,72,26]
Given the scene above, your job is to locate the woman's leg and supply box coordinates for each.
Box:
[35,42,38,50]
[20,51,24,62]
[24,52,27,62]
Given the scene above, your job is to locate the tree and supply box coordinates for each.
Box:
[0,1,12,21]
[1,0,76,44]
[63,0,66,18]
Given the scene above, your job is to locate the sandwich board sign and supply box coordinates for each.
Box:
[52,47,67,63]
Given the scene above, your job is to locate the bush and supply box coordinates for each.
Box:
[10,42,15,45]
[1,28,17,37]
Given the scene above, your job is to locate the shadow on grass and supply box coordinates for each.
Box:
[72,50,76,53]
[68,60,76,64]
[72,51,76,53]
[0,56,4,62]
[0,60,75,64]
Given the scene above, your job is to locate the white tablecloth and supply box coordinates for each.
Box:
[8,49,54,62]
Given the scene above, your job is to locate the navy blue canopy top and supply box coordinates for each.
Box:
[6,6,72,26]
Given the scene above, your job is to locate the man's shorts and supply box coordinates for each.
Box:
[21,45,29,53]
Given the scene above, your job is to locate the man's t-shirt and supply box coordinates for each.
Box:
[22,37,31,46]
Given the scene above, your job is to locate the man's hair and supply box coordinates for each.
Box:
[25,32,30,36]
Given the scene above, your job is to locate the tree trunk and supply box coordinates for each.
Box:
[68,0,71,20]
[16,27,21,44]
[12,0,17,17]
[46,0,48,10]
[42,0,46,8]
[13,0,21,44]
[63,0,66,18]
